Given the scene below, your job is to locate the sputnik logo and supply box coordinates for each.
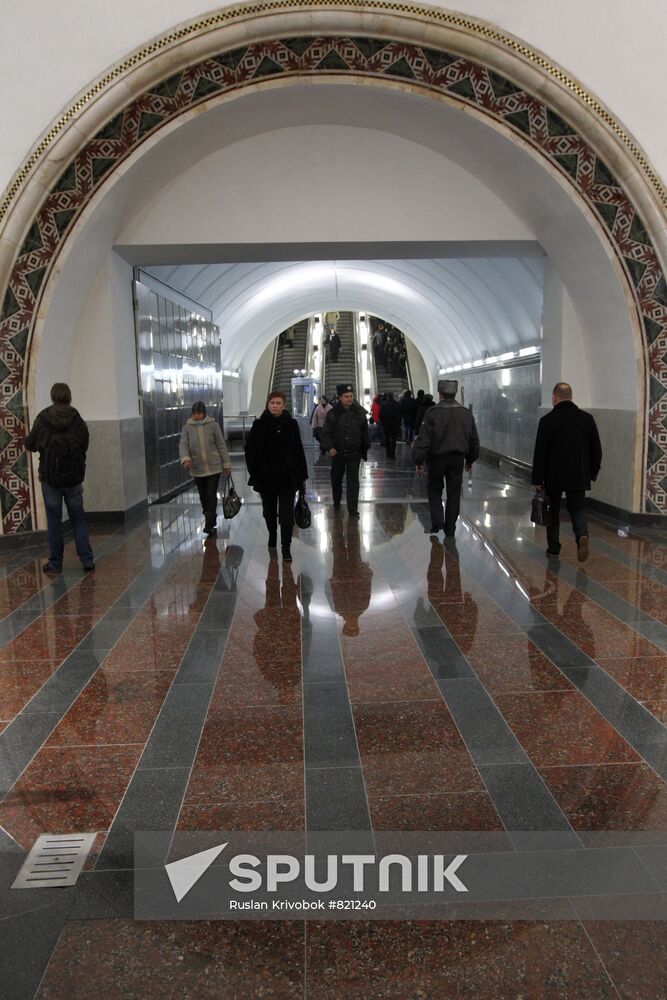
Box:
[165,843,228,902]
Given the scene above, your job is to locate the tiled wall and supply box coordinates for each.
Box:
[458,361,541,467]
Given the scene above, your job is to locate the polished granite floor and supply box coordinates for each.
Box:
[0,443,666,998]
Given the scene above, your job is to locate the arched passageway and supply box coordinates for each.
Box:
[0,4,665,531]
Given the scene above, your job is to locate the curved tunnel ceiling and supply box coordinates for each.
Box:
[150,257,544,377]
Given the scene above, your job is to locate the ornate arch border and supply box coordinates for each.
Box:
[0,2,666,531]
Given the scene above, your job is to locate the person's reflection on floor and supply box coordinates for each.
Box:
[217,543,244,593]
[253,558,300,703]
[188,535,222,614]
[375,503,407,538]
[329,517,372,636]
[427,536,478,653]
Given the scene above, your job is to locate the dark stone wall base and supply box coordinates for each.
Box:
[86,498,148,523]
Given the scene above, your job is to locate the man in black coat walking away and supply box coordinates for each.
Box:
[531,382,602,562]
[379,391,402,459]
[320,383,370,518]
[25,382,94,574]
[413,379,480,537]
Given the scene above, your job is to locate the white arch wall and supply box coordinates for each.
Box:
[1,1,665,193]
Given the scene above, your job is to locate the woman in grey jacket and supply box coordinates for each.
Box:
[179,402,232,536]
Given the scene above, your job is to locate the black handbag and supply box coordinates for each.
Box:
[221,473,242,519]
[530,490,550,527]
[294,485,311,529]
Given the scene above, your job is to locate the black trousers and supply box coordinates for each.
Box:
[383,427,398,458]
[195,473,220,530]
[260,491,294,545]
[427,454,465,533]
[331,451,361,511]
[547,489,587,552]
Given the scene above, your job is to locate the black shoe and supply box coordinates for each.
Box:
[426,524,444,534]
[333,502,341,511]
[42,562,62,574]
[444,529,456,537]
[577,536,589,562]
[282,546,292,562]
[348,510,360,518]
[204,526,217,537]
[82,564,95,573]
[268,532,277,549]
[546,548,560,558]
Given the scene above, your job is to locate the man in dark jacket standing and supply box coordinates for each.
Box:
[532,382,602,562]
[413,379,480,536]
[379,391,402,459]
[25,382,94,574]
[320,383,370,517]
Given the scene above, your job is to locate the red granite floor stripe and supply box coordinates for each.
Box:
[538,762,667,832]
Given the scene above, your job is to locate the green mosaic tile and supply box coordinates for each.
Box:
[281,38,314,57]
[386,57,416,80]
[91,157,116,185]
[554,153,579,180]
[137,111,165,139]
[629,213,651,247]
[652,276,667,308]
[314,50,349,71]
[593,158,617,188]
[594,202,619,231]
[191,77,223,101]
[546,109,576,136]
[0,424,11,453]
[19,221,44,257]
[53,208,76,237]
[213,49,246,71]
[0,286,20,322]
[6,389,24,422]
[25,266,47,299]
[448,76,476,101]
[0,483,18,519]
[624,256,647,287]
[96,113,125,141]
[644,317,663,345]
[253,55,283,78]
[150,73,183,98]
[504,109,532,135]
[0,358,9,385]
[421,48,457,73]
[12,450,29,485]
[53,162,77,194]
[647,437,663,467]
[650,374,666,408]
[486,69,522,99]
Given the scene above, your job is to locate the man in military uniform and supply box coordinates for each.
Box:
[413,379,480,536]
[320,383,370,518]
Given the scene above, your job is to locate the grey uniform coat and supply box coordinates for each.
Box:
[412,399,480,466]
[179,416,231,477]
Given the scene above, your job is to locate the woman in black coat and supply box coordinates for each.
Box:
[245,391,308,562]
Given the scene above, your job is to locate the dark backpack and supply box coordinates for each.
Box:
[45,427,86,488]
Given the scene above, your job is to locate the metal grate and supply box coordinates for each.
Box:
[11,833,97,889]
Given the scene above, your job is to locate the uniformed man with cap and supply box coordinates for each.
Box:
[413,379,480,536]
[320,383,370,517]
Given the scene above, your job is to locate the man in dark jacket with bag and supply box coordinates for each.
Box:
[25,382,94,574]
[320,383,370,518]
[531,382,602,562]
[413,379,480,537]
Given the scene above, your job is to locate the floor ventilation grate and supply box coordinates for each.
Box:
[11,833,97,888]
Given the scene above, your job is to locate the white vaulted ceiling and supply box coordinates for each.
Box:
[149,256,544,379]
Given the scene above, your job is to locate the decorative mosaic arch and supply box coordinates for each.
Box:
[1,29,666,531]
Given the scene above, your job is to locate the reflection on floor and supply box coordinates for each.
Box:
[0,446,665,998]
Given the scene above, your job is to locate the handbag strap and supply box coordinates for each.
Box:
[225,473,235,495]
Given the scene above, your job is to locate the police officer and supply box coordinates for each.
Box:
[413,379,480,536]
[320,383,370,518]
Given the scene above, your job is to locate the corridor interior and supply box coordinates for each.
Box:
[0,444,665,998]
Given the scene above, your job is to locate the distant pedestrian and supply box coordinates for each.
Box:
[329,331,341,362]
[311,396,332,453]
[379,391,402,459]
[531,382,602,562]
[413,379,480,537]
[399,389,414,442]
[25,382,94,574]
[179,401,232,537]
[320,383,370,518]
